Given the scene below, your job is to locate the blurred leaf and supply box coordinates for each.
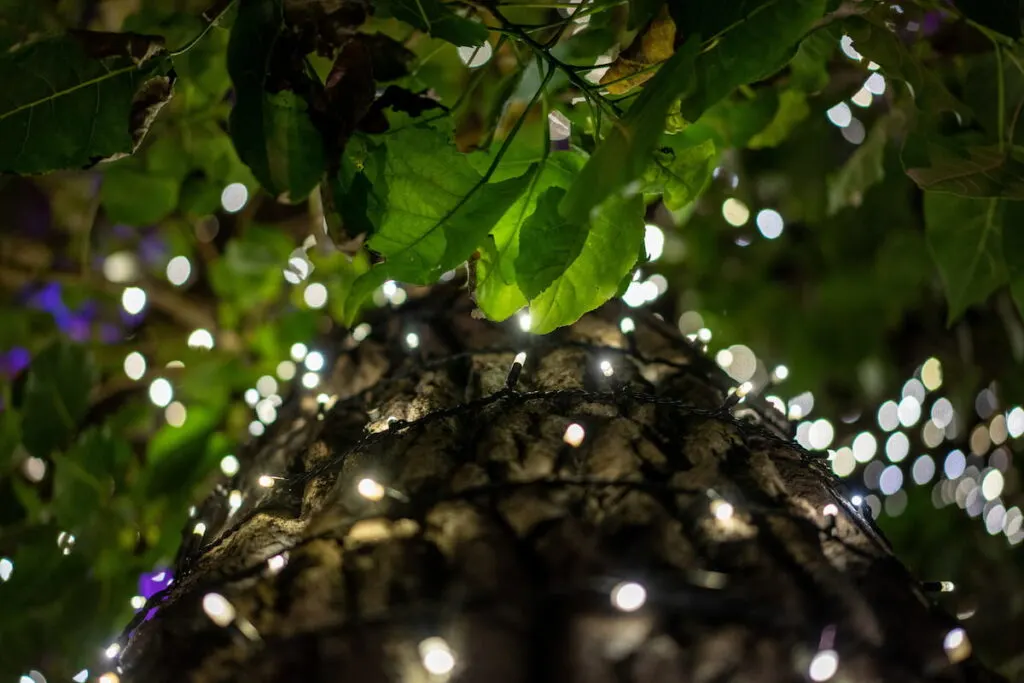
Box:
[561,36,699,223]
[841,17,969,118]
[376,0,488,47]
[1002,201,1024,320]
[227,0,325,200]
[365,125,532,281]
[143,405,221,499]
[20,341,95,458]
[477,152,585,321]
[645,137,716,211]
[0,31,174,173]
[601,5,675,95]
[924,193,1007,323]
[748,90,809,148]
[673,89,779,148]
[904,134,1024,198]
[515,187,587,298]
[956,0,1021,39]
[789,29,835,94]
[529,191,644,333]
[52,428,131,530]
[677,0,826,121]
[101,163,180,225]
[827,116,889,215]
[628,0,664,30]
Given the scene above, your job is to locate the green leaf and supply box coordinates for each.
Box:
[227,0,325,200]
[827,116,889,215]
[628,0,664,30]
[747,90,810,149]
[0,31,174,173]
[903,135,1024,199]
[529,191,645,333]
[101,163,180,225]
[644,137,716,211]
[790,29,835,94]
[841,17,969,118]
[560,36,700,223]
[924,193,1007,324]
[367,125,531,280]
[376,0,489,47]
[20,341,95,458]
[515,187,588,298]
[476,152,585,321]
[52,428,131,530]
[677,0,827,121]
[1002,201,1024,320]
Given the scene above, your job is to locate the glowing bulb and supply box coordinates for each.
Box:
[304,351,325,372]
[302,372,320,389]
[353,323,372,341]
[104,643,121,659]
[123,351,146,381]
[563,423,585,447]
[276,360,296,380]
[258,475,275,488]
[166,255,191,286]
[220,455,240,476]
[644,224,664,261]
[772,365,789,381]
[943,627,971,663]
[419,637,456,676]
[220,183,248,213]
[193,521,207,536]
[599,359,614,377]
[610,581,647,611]
[823,504,838,517]
[290,343,308,362]
[620,317,635,334]
[756,209,784,239]
[202,592,236,627]
[98,674,119,683]
[165,401,187,427]
[518,311,532,332]
[103,251,138,283]
[406,332,420,349]
[981,469,1004,500]
[228,490,243,513]
[851,495,863,506]
[130,595,146,609]
[73,670,88,683]
[187,328,215,350]
[513,351,527,366]
[148,378,173,407]
[244,388,259,406]
[808,649,839,682]
[303,282,328,309]
[940,581,956,592]
[0,557,12,581]
[256,375,278,397]
[357,478,386,501]
[826,102,852,128]
[121,286,146,315]
[711,499,734,521]
[457,41,493,68]
[267,554,287,573]
[721,198,750,226]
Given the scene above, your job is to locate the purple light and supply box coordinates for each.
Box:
[0,347,30,376]
[138,568,173,599]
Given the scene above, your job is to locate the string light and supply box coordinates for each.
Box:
[98,674,119,683]
[202,592,236,627]
[301,372,320,389]
[123,351,146,380]
[258,475,276,488]
[943,627,971,663]
[518,311,532,332]
[619,317,635,334]
[290,343,308,362]
[406,332,420,349]
[267,553,288,573]
[303,283,328,309]
[610,581,647,611]
[193,522,207,536]
[599,359,614,377]
[130,595,146,609]
[352,323,372,341]
[104,643,121,659]
[711,499,734,522]
[823,504,838,517]
[228,490,243,513]
[304,352,325,372]
[0,557,12,581]
[419,637,456,676]
[72,670,88,683]
[121,286,146,315]
[187,328,215,350]
[808,650,839,682]
[357,478,386,502]
[563,423,585,447]
[276,360,296,380]
[220,183,248,213]
[166,255,191,286]
[220,455,240,476]
[165,401,187,427]
[148,378,173,407]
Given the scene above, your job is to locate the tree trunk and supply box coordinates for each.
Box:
[115,286,996,683]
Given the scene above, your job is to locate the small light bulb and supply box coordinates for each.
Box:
[228,490,243,513]
[99,673,120,683]
[405,332,420,349]
[610,581,647,611]
[267,554,287,573]
[711,499,734,521]
[357,478,386,502]
[513,351,527,366]
[518,311,531,332]
[808,649,839,682]
[193,522,207,536]
[419,637,456,675]
[202,592,236,627]
[258,475,275,488]
[940,581,956,593]
[220,455,240,477]
[599,360,614,377]
[104,643,121,659]
[130,595,146,609]
[944,627,971,663]
[73,670,89,683]
[822,504,839,517]
[563,423,585,447]
[620,317,635,334]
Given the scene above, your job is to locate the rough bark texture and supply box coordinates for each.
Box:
[118,287,996,683]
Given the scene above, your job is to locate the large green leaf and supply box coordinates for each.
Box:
[101,161,180,225]
[677,0,826,121]
[51,428,131,530]
[560,36,700,223]
[515,187,587,299]
[841,17,969,118]
[227,0,325,200]
[747,89,809,148]
[376,0,489,47]
[529,192,645,333]
[827,116,889,215]
[903,134,1024,199]
[924,193,1008,324]
[644,137,716,211]
[0,31,174,173]
[20,341,95,458]
[476,152,585,321]
[366,125,532,281]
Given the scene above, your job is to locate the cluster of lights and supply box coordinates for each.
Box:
[825,35,887,145]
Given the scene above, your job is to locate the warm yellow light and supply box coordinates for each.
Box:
[357,478,386,502]
[202,592,236,627]
[610,581,647,611]
[258,475,275,488]
[711,499,734,521]
[808,649,839,682]
[419,637,456,675]
[721,198,750,227]
[563,423,585,447]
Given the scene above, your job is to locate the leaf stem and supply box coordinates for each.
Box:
[169,0,238,58]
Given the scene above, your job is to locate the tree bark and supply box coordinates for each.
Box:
[116,286,998,683]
